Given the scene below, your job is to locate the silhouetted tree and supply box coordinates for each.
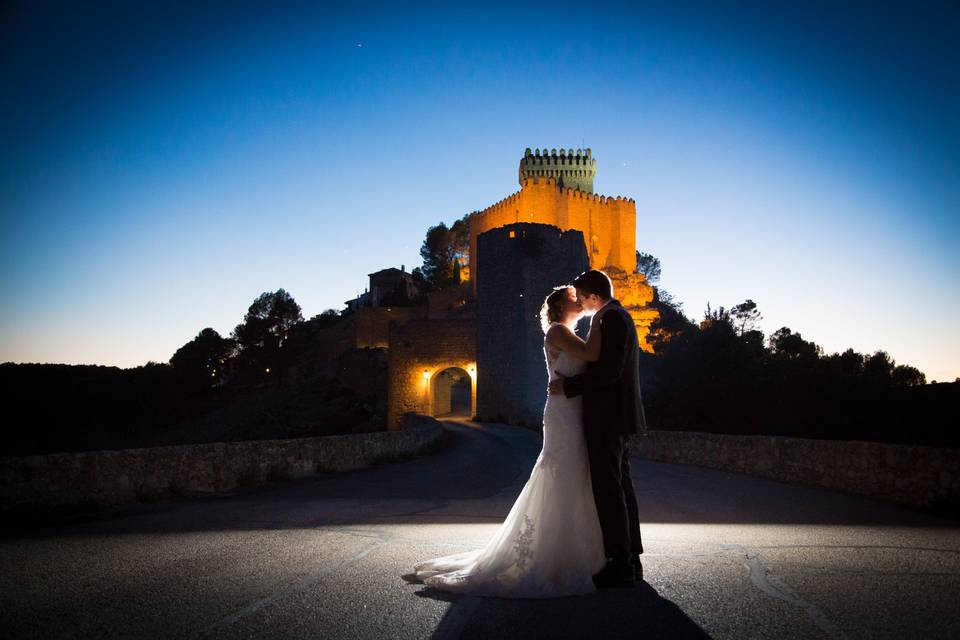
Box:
[419,223,453,288]
[702,302,731,327]
[282,307,345,369]
[450,215,470,264]
[863,350,895,386]
[418,214,470,290]
[298,309,341,330]
[170,328,234,390]
[231,289,304,384]
[628,251,693,351]
[636,303,957,445]
[641,300,769,436]
[768,326,822,360]
[233,289,303,350]
[730,299,762,335]
[655,287,683,313]
[648,287,696,353]
[892,364,926,387]
[636,251,661,284]
[410,266,429,292]
[830,348,865,377]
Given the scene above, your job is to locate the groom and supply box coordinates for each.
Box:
[548,269,646,588]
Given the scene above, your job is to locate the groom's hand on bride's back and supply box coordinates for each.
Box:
[547,373,565,395]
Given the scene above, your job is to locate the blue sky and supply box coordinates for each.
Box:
[1,1,957,381]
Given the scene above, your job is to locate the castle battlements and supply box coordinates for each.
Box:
[469,176,634,226]
[519,148,598,192]
[524,147,595,163]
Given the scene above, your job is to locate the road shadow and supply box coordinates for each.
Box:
[410,579,712,639]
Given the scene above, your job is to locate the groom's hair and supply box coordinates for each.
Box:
[572,269,613,300]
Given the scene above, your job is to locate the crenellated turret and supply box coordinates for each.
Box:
[519,147,597,193]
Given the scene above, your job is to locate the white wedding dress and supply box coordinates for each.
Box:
[413,325,606,598]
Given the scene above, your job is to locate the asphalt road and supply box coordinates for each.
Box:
[2,420,958,639]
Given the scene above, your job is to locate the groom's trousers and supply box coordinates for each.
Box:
[584,426,644,561]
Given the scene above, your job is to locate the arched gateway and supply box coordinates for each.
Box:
[387,318,476,430]
[431,367,473,417]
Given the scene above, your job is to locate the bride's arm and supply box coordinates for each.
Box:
[545,318,603,362]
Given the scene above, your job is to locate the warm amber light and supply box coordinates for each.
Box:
[265,368,270,373]
[423,369,430,379]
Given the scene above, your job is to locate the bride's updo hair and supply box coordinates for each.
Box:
[539,286,569,333]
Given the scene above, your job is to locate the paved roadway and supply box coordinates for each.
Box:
[2,420,959,640]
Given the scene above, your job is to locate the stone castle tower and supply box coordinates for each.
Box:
[476,224,590,426]
[468,147,657,348]
[518,148,597,192]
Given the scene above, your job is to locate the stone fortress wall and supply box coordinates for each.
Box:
[467,176,637,298]
[353,306,426,349]
[475,223,590,427]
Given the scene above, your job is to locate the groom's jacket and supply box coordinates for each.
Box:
[563,299,647,436]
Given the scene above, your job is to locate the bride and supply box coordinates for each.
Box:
[413,285,612,598]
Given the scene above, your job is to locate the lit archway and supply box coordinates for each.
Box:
[386,318,476,430]
[431,367,473,418]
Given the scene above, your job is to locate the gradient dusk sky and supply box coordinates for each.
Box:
[1,1,957,382]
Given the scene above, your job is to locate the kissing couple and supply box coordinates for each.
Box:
[413,269,646,598]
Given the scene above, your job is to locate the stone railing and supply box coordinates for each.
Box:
[0,415,444,513]
[629,430,960,511]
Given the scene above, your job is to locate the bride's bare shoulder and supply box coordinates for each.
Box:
[544,324,560,348]
[545,323,582,352]
[545,322,569,341]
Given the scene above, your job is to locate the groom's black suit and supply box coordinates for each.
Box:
[563,299,645,563]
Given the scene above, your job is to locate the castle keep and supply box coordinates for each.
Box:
[518,147,597,192]
[346,148,657,429]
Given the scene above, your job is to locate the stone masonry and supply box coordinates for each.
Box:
[630,430,960,511]
[386,317,477,430]
[476,223,590,427]
[0,416,444,512]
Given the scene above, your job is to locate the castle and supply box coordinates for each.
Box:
[347,148,658,429]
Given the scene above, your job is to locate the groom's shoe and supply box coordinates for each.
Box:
[632,556,644,582]
[593,560,636,589]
